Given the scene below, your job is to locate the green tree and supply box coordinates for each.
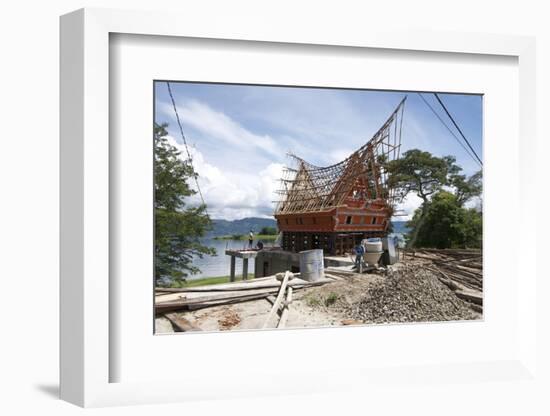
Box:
[154,123,215,286]
[385,149,455,246]
[450,169,482,206]
[385,149,482,248]
[386,149,451,205]
[408,191,482,249]
[259,226,278,235]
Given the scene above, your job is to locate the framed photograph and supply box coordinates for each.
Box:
[60,8,537,408]
[152,81,483,335]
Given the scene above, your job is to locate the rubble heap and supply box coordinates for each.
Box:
[348,265,479,324]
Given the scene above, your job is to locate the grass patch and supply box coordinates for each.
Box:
[306,292,339,308]
[166,274,256,288]
[306,295,321,307]
[324,292,339,307]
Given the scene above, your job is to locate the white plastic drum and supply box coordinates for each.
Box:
[299,249,325,282]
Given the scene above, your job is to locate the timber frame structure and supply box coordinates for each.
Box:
[274,97,406,255]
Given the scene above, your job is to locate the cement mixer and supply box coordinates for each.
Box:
[361,238,384,266]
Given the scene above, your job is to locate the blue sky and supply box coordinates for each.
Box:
[154,82,482,221]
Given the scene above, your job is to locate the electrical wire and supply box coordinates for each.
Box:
[433,92,483,166]
[165,81,208,210]
[416,93,482,168]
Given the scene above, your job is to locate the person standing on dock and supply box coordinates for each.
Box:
[248,230,254,249]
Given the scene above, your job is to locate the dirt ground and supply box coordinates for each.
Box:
[155,276,371,333]
[156,269,480,333]
[155,250,483,334]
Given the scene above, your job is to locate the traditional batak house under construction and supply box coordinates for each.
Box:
[274,97,406,255]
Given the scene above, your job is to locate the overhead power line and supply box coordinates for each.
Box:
[433,93,483,166]
[165,81,208,210]
[416,93,482,168]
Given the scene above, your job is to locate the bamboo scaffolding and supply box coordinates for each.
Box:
[275,98,406,215]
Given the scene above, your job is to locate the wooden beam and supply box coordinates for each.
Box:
[277,286,293,329]
[262,271,292,329]
[155,276,333,294]
[242,258,249,281]
[155,278,333,313]
[164,313,202,332]
[230,255,236,282]
[156,292,273,313]
[455,290,483,305]
[157,288,280,307]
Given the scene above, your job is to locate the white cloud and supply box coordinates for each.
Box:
[157,87,482,223]
[166,136,283,220]
[465,196,483,211]
[392,193,423,222]
[328,148,354,164]
[161,100,281,160]
[166,130,424,222]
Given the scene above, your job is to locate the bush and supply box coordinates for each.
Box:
[259,226,278,235]
[407,191,482,249]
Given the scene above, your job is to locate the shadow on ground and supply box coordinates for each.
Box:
[35,384,59,399]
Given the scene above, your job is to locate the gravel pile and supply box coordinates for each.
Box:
[348,265,479,324]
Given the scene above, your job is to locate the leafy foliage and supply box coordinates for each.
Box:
[154,124,215,285]
[386,149,482,249]
[407,191,482,249]
[259,226,278,235]
[449,169,482,206]
[386,149,451,204]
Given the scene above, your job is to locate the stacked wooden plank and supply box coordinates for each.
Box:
[406,249,483,312]
[155,273,335,314]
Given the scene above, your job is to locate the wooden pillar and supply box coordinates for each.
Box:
[230,256,236,282]
[242,258,249,281]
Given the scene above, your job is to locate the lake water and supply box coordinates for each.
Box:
[189,227,409,280]
[189,238,276,280]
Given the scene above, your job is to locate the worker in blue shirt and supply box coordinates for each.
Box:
[354,242,365,269]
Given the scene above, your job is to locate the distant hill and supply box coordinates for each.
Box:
[209,218,409,237]
[209,217,278,237]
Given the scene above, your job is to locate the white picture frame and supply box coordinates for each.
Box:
[60,8,538,408]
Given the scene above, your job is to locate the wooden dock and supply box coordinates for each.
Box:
[225,249,259,282]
